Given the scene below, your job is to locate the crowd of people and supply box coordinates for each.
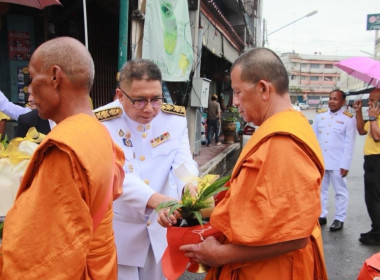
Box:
[0,37,379,280]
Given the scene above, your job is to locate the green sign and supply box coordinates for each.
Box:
[367,14,380,30]
[143,0,193,82]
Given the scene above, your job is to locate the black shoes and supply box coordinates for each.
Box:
[318,217,327,225]
[330,220,344,231]
[359,230,380,246]
[359,235,380,246]
[319,218,343,231]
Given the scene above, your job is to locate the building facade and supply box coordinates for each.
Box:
[280,52,349,108]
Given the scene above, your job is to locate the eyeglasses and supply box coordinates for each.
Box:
[119,88,165,109]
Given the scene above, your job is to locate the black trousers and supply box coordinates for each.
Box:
[207,119,219,144]
[364,154,380,237]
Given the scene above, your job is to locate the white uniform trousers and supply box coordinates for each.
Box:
[320,169,348,222]
[118,245,166,280]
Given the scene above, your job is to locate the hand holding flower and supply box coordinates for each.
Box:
[156,174,230,226]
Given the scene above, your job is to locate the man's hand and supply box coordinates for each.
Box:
[368,100,380,118]
[183,183,198,197]
[353,100,363,112]
[157,207,182,227]
[340,168,349,178]
[180,236,223,267]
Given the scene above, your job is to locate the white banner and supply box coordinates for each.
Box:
[143,0,193,81]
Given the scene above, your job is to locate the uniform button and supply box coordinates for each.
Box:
[147,220,151,226]
[140,155,145,161]
[128,164,133,172]
[126,131,131,139]
[144,179,150,185]
[137,125,144,132]
[142,132,147,138]
[146,124,151,130]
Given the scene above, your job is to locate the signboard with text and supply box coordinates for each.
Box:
[8,30,32,61]
[367,14,380,30]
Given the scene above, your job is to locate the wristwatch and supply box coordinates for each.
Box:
[369,116,377,121]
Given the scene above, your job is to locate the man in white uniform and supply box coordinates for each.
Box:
[313,89,356,231]
[94,59,199,280]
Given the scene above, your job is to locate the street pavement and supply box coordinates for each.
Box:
[180,109,380,280]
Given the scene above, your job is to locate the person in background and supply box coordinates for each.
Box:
[173,48,327,279]
[94,58,198,280]
[353,88,380,246]
[0,37,125,279]
[313,89,356,231]
[15,95,52,137]
[0,90,31,120]
[0,111,10,138]
[207,94,222,146]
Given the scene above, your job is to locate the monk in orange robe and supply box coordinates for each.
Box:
[0,37,125,280]
[180,48,328,280]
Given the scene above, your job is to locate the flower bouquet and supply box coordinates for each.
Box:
[0,127,46,238]
[156,174,230,226]
[156,173,230,280]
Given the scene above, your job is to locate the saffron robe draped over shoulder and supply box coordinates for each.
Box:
[0,114,125,280]
[207,110,328,280]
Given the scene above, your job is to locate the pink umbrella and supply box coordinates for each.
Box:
[0,0,62,10]
[335,57,380,88]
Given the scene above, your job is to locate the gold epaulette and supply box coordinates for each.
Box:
[94,107,123,121]
[343,111,354,118]
[161,103,186,117]
[316,109,328,114]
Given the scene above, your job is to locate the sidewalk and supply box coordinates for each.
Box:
[193,135,241,177]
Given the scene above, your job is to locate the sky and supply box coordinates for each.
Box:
[262,0,380,57]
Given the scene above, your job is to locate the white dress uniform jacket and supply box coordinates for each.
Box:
[313,108,356,170]
[94,99,199,267]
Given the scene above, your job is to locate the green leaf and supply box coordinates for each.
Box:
[168,203,183,216]
[192,211,203,225]
[198,174,230,201]
[155,200,179,212]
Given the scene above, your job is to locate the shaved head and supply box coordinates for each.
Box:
[31,36,94,90]
[231,48,289,95]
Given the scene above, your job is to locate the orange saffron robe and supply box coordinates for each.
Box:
[208,110,328,280]
[0,114,125,280]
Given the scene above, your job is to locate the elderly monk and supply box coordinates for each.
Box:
[0,37,125,279]
[179,48,328,280]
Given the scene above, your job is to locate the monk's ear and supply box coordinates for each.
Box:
[257,80,271,101]
[50,65,62,89]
